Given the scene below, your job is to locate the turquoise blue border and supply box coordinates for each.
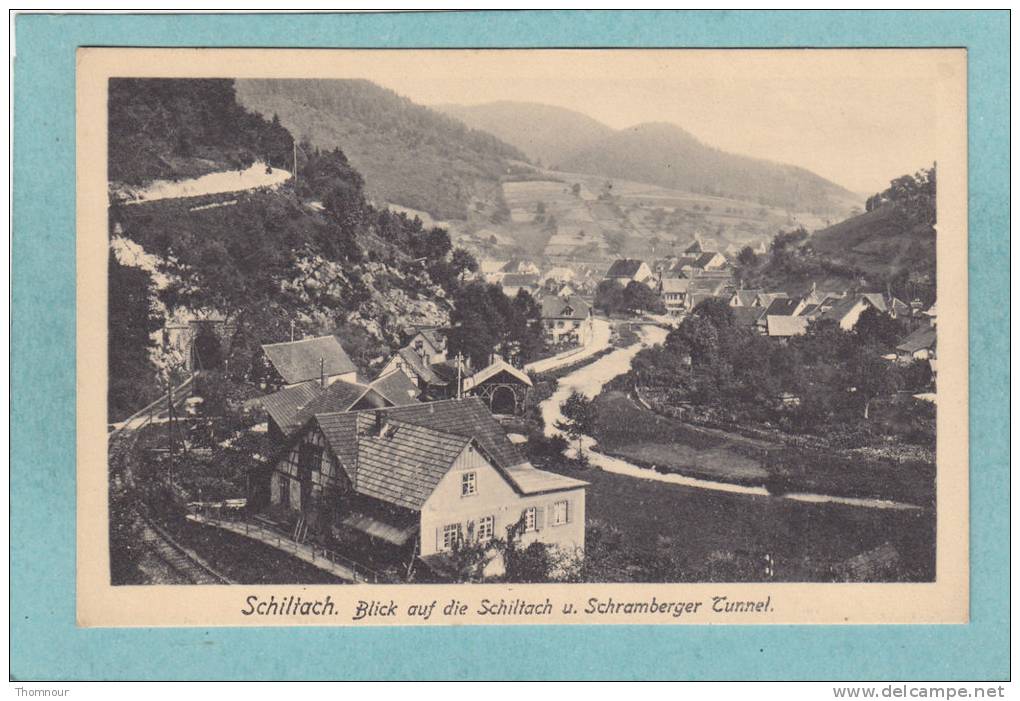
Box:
[11,11,1009,680]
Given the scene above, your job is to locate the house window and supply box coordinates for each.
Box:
[523,507,537,532]
[461,471,477,497]
[442,523,462,551]
[477,515,495,542]
[552,500,570,526]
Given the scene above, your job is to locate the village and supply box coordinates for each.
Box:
[111,230,937,586]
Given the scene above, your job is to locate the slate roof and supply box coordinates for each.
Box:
[369,370,421,407]
[309,398,582,512]
[315,411,361,480]
[541,294,590,320]
[262,336,357,385]
[756,291,789,306]
[357,421,472,510]
[605,259,647,278]
[762,297,801,317]
[396,347,447,386]
[261,379,389,437]
[897,326,937,354]
[291,381,377,428]
[260,382,322,436]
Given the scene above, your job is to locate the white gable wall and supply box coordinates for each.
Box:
[420,446,586,572]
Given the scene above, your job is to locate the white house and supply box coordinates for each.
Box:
[263,399,587,578]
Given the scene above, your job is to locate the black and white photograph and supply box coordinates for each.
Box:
[98,49,951,599]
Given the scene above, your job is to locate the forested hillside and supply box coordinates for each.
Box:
[559,122,860,216]
[810,167,936,294]
[109,78,294,185]
[108,80,471,420]
[436,101,616,168]
[235,79,533,220]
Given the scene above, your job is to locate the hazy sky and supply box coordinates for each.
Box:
[309,49,948,194]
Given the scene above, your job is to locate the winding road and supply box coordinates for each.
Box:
[538,323,921,511]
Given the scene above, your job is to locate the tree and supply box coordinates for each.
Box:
[449,247,478,281]
[594,279,625,315]
[555,391,597,457]
[570,182,581,197]
[847,351,903,419]
[108,251,163,421]
[854,306,905,350]
[622,281,665,315]
[737,245,759,267]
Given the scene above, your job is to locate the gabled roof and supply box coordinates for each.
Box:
[308,398,582,512]
[820,295,865,323]
[763,297,801,317]
[461,358,533,393]
[541,294,590,320]
[261,378,390,437]
[757,291,790,308]
[859,292,888,313]
[260,381,322,436]
[314,411,361,480]
[767,315,809,337]
[357,421,473,510]
[500,273,540,289]
[683,240,703,254]
[605,259,647,278]
[396,347,447,386]
[292,380,380,427]
[366,397,528,470]
[693,252,723,268]
[411,327,446,351]
[369,370,421,407]
[660,277,690,294]
[262,335,357,385]
[731,289,762,307]
[897,326,937,354]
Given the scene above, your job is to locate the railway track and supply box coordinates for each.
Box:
[139,515,232,585]
[109,374,232,585]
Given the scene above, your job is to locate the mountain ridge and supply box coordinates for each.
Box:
[438,100,861,216]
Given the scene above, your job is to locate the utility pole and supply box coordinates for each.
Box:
[456,352,463,399]
[293,140,298,184]
[167,378,174,488]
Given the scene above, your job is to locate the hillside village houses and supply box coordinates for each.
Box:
[258,335,360,390]
[255,398,587,578]
[541,294,594,346]
[604,258,654,286]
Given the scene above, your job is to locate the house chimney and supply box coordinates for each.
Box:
[320,356,326,388]
[373,410,388,436]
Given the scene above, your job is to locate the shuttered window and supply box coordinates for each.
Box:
[553,500,570,526]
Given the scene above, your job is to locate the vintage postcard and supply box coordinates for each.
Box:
[76,47,968,627]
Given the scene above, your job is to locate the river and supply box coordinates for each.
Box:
[538,323,921,511]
